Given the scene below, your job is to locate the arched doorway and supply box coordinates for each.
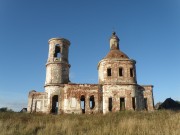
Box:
[89,95,95,109]
[52,95,58,114]
[80,95,85,113]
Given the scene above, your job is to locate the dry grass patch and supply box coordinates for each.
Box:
[0,110,179,135]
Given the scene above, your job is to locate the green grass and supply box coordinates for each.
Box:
[0,110,179,135]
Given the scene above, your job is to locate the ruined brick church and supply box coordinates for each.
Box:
[27,32,154,114]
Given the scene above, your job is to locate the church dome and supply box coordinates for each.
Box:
[104,32,129,59]
[104,49,129,59]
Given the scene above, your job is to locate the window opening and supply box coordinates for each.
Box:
[119,68,123,76]
[144,98,148,110]
[130,68,134,77]
[108,97,112,111]
[89,96,95,109]
[80,95,85,113]
[107,68,111,76]
[52,95,58,114]
[132,97,136,110]
[54,45,61,58]
[120,97,125,111]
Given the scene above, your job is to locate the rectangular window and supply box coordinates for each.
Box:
[144,98,148,110]
[108,97,112,111]
[119,68,123,76]
[132,97,135,110]
[120,98,125,111]
[107,68,111,76]
[130,68,134,77]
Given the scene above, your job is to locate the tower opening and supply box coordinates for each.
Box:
[108,97,112,112]
[52,95,58,114]
[80,95,85,113]
[89,95,95,109]
[120,97,125,111]
[54,45,61,58]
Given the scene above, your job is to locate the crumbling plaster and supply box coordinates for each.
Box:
[27,32,154,114]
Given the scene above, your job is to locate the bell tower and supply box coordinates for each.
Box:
[45,38,71,85]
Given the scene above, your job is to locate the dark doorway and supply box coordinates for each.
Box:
[144,98,148,110]
[81,95,85,113]
[52,95,58,114]
[132,97,136,110]
[89,96,95,109]
[120,98,125,111]
[108,97,112,111]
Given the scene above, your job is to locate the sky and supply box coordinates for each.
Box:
[0,0,180,111]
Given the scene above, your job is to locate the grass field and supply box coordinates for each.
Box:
[0,110,179,135]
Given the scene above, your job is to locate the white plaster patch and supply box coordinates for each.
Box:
[70,98,77,108]
[36,101,41,111]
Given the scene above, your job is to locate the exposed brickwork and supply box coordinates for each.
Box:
[27,32,154,114]
[27,90,48,113]
[142,85,154,111]
[61,84,100,114]
[98,59,137,85]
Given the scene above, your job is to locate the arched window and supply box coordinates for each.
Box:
[54,44,61,58]
[80,95,85,113]
[89,95,95,109]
